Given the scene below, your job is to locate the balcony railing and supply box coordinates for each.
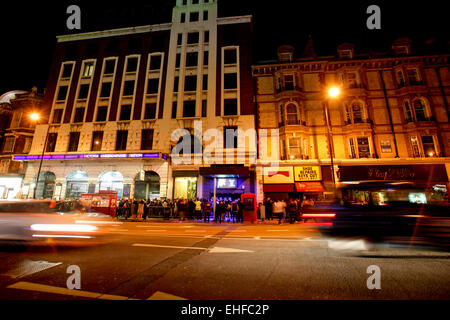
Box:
[344,119,372,125]
[276,86,303,94]
[406,116,435,123]
[279,120,307,127]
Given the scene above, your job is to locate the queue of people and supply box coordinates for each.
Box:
[115,196,313,224]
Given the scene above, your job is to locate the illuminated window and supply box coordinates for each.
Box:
[82,62,95,77]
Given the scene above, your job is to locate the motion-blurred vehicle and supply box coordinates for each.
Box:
[0,200,120,246]
[301,182,450,248]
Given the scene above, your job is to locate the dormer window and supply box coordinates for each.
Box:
[393,45,409,56]
[406,68,421,85]
[279,52,293,62]
[339,49,353,59]
[396,70,406,88]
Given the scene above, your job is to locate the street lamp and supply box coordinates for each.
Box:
[323,86,341,199]
[29,113,49,199]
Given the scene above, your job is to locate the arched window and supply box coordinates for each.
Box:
[99,171,124,198]
[286,103,299,125]
[66,171,89,199]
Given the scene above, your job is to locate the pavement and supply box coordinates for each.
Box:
[0,220,449,300]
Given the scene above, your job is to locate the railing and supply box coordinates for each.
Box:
[276,86,303,94]
[344,119,372,125]
[279,120,307,127]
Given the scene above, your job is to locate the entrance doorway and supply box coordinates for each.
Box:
[134,171,160,200]
[36,171,56,199]
[99,171,124,198]
[66,171,89,199]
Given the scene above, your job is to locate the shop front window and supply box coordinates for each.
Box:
[174,177,197,199]
[99,171,124,199]
[65,171,89,199]
[36,171,56,199]
[134,171,160,200]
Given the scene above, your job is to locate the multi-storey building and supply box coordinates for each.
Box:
[253,38,450,203]
[17,0,256,201]
[0,87,43,199]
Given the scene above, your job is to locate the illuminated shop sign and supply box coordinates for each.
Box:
[294,166,322,182]
[13,153,162,161]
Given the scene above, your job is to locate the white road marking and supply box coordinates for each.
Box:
[7,281,137,300]
[147,291,187,300]
[327,239,368,251]
[5,260,62,279]
[133,243,206,250]
[132,243,254,253]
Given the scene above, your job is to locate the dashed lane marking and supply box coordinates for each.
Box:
[7,281,137,300]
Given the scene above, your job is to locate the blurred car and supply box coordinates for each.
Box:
[301,189,450,248]
[0,200,120,246]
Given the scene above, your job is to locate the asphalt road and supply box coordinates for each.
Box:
[0,220,449,300]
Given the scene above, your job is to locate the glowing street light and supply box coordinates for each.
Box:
[328,86,341,98]
[30,113,40,121]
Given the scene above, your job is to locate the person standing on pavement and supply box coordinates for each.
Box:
[272,200,284,224]
[259,202,266,222]
[231,200,239,223]
[195,199,202,220]
[137,200,145,221]
[202,199,211,222]
[264,198,273,221]
[237,199,244,223]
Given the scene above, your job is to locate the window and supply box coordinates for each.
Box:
[78,84,90,99]
[174,76,179,92]
[204,31,209,43]
[396,70,405,87]
[182,0,187,5]
[62,64,73,78]
[357,137,370,158]
[407,69,420,85]
[141,129,154,150]
[284,74,295,91]
[203,10,208,20]
[119,105,131,121]
[202,75,208,90]
[224,73,237,89]
[172,102,178,119]
[144,103,157,119]
[422,136,436,157]
[187,32,199,44]
[279,105,285,126]
[352,102,363,123]
[286,103,298,125]
[73,107,85,123]
[23,138,32,154]
[147,78,160,94]
[339,50,353,59]
[149,55,162,70]
[347,72,359,88]
[3,137,15,153]
[224,99,238,116]
[46,133,58,152]
[181,13,186,23]
[123,80,135,96]
[410,136,420,157]
[100,82,112,98]
[202,100,207,117]
[57,86,68,101]
[203,51,209,65]
[177,33,183,46]
[126,57,138,73]
[52,109,63,124]
[349,138,356,158]
[183,100,196,118]
[380,140,392,153]
[104,60,116,74]
[91,131,103,151]
[96,106,108,122]
[83,62,95,77]
[192,0,199,4]
[190,12,199,22]
[176,53,181,68]
[68,132,80,152]
[224,49,237,64]
[288,137,302,159]
[186,52,198,67]
[184,75,197,92]
[413,100,426,121]
[224,126,238,149]
[116,130,128,151]
[404,101,413,122]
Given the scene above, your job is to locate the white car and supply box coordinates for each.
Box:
[0,200,119,246]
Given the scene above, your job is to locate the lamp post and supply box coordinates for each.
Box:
[323,86,341,199]
[30,113,49,199]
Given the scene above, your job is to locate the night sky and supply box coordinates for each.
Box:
[0,0,448,94]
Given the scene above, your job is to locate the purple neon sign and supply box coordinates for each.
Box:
[13,152,163,161]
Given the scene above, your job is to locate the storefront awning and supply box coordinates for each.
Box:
[295,182,325,193]
[263,184,294,192]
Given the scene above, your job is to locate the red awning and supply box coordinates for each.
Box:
[263,184,295,192]
[295,182,325,193]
